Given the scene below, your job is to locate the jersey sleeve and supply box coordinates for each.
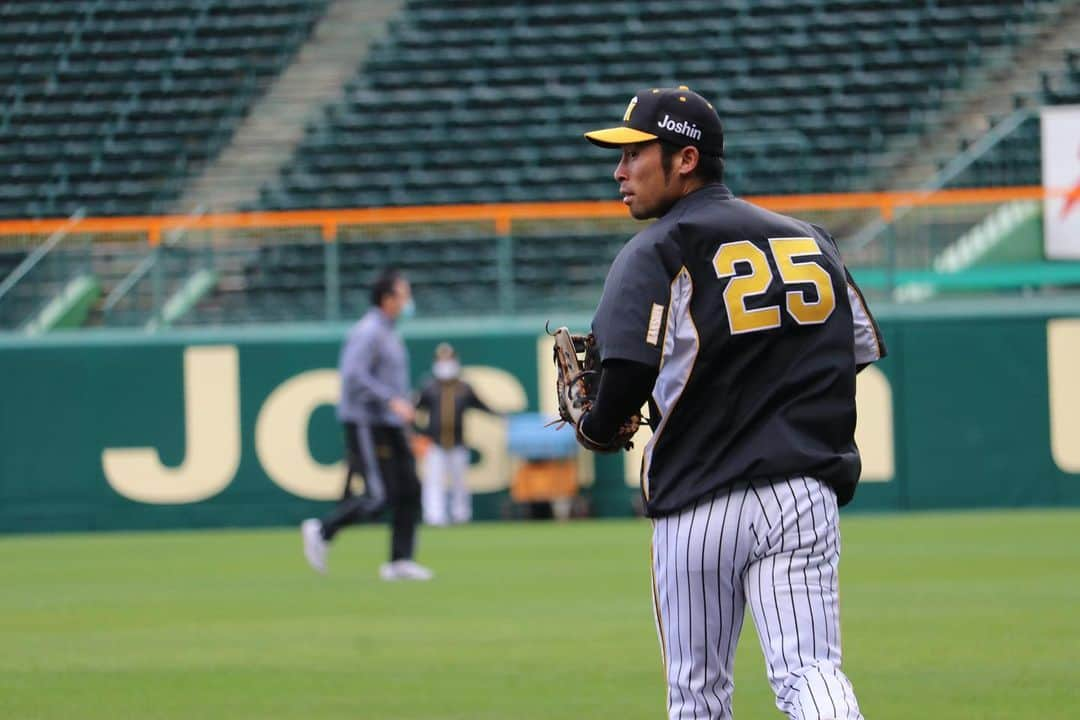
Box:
[811,223,887,366]
[415,381,434,410]
[464,383,495,414]
[844,267,887,365]
[591,234,677,368]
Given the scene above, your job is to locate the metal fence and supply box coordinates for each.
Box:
[0,186,1075,331]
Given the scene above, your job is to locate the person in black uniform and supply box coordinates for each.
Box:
[414,343,498,525]
[578,87,886,720]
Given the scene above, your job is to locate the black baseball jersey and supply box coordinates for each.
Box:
[415,378,492,449]
[591,183,885,516]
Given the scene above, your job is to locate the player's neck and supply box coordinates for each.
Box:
[679,177,708,198]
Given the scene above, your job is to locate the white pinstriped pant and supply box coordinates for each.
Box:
[651,476,862,720]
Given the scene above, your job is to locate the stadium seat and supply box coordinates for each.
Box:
[5,0,1074,325]
[257,0,1067,211]
[0,0,331,219]
[947,50,1080,189]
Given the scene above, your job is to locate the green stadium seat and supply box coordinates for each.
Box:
[947,49,1079,189]
[267,1,1072,210]
[7,0,1065,322]
[0,0,331,219]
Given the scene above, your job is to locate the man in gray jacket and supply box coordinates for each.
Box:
[302,268,433,581]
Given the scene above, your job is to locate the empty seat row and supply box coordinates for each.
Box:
[947,56,1080,188]
[257,0,1063,213]
[186,232,626,324]
[0,0,330,219]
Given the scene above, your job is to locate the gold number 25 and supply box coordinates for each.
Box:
[712,237,836,335]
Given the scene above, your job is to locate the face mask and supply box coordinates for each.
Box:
[433,360,460,381]
[399,298,416,319]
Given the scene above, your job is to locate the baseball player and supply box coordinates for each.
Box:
[575,87,886,719]
[414,342,498,525]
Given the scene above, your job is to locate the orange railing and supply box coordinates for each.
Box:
[0,185,1056,244]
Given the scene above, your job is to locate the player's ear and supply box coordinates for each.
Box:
[679,146,700,177]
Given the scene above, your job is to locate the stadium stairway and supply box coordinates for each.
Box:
[944,49,1080,190]
[870,0,1080,191]
[177,0,404,213]
[844,41,1080,280]
[254,0,1070,212]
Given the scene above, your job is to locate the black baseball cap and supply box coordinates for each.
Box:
[585,86,724,157]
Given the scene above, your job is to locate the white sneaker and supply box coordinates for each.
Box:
[378,562,400,581]
[379,560,434,581]
[301,519,327,574]
[392,559,434,581]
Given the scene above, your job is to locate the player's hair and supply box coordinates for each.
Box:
[660,140,724,184]
[370,268,404,307]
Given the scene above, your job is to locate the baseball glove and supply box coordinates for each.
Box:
[550,325,640,453]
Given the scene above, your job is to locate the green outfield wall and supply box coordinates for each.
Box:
[3,299,1080,533]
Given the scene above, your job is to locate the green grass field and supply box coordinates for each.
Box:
[2,510,1078,719]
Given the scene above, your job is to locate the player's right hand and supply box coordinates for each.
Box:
[389,397,416,424]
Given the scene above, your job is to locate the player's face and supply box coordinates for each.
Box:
[613,141,681,219]
[385,278,412,319]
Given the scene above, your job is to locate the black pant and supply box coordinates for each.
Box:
[320,423,421,562]
[340,421,364,501]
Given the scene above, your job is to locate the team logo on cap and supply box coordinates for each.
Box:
[658,114,702,141]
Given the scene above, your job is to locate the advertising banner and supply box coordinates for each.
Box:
[1042,104,1080,259]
